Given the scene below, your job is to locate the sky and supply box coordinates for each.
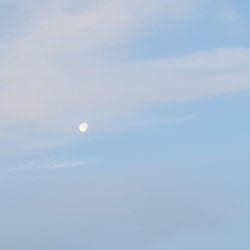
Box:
[0,0,250,249]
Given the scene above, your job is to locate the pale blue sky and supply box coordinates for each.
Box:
[0,0,250,249]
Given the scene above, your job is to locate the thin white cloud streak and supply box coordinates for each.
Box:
[1,160,88,174]
[51,161,87,169]
[0,0,250,132]
[118,47,250,102]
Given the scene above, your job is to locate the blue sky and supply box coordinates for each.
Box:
[0,0,250,249]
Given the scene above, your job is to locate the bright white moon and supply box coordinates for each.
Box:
[79,122,89,133]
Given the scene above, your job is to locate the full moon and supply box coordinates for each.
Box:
[79,122,89,133]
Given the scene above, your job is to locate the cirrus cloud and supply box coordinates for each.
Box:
[0,0,249,133]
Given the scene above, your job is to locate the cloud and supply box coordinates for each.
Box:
[0,160,88,174]
[2,46,250,131]
[51,160,87,169]
[0,0,250,134]
[0,0,201,124]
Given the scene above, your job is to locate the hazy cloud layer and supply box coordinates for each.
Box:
[0,0,249,132]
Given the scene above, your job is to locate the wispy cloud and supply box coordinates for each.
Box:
[1,0,250,152]
[0,0,203,128]
[51,161,87,169]
[1,160,89,175]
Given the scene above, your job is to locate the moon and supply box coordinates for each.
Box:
[79,122,89,133]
